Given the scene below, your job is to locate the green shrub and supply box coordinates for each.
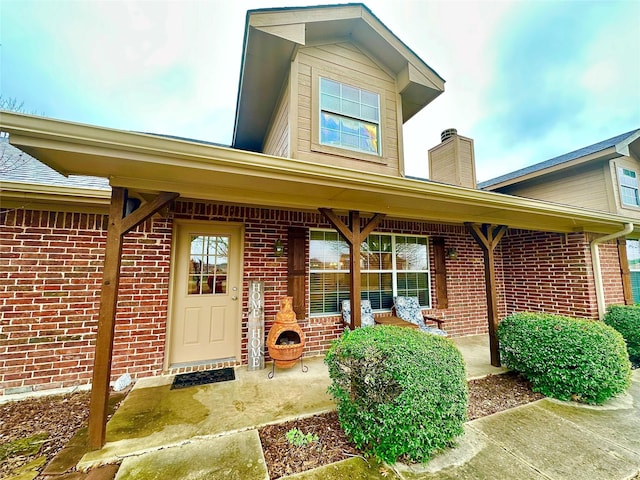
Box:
[604,305,640,366]
[498,312,631,404]
[324,325,467,464]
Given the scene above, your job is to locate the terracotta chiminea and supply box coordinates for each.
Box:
[266,296,306,377]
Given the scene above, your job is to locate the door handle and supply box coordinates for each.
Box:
[231,295,238,301]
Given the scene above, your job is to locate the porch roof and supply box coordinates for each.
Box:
[2,111,637,235]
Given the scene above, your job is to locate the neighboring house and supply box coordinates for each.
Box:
[1,5,637,445]
[480,129,640,301]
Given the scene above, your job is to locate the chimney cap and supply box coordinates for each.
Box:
[441,128,458,142]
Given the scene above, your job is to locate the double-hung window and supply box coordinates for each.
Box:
[309,230,430,315]
[319,77,381,156]
[618,167,640,207]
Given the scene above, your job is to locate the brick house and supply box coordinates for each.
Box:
[1,3,637,446]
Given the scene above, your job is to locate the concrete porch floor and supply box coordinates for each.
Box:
[79,355,334,469]
[77,335,504,470]
[77,335,640,479]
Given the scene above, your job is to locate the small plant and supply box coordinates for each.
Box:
[325,325,467,464]
[604,305,640,366]
[498,312,631,404]
[285,428,318,447]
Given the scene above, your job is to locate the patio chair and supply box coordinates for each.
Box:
[341,299,375,328]
[393,296,447,336]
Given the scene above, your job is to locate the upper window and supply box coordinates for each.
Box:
[309,230,430,316]
[618,167,640,207]
[319,77,380,156]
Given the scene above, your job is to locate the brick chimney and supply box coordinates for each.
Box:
[428,129,477,188]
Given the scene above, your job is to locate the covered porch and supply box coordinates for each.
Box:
[2,111,636,451]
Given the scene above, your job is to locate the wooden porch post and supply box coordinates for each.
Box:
[88,188,178,450]
[466,223,507,367]
[348,211,362,329]
[319,209,385,329]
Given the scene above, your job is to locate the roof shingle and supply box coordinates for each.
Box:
[1,136,110,190]
[479,129,640,189]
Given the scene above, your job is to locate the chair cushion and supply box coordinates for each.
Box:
[361,301,375,327]
[341,300,351,326]
[393,296,424,326]
[341,299,375,328]
[419,324,448,336]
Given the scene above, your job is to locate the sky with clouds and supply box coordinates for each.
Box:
[1,0,639,181]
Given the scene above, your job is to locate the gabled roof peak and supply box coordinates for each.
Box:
[233,3,444,152]
[479,128,640,190]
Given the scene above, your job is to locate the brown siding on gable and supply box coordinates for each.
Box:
[497,162,611,212]
[263,81,290,158]
[293,42,401,175]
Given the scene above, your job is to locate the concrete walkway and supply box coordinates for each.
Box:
[78,336,640,480]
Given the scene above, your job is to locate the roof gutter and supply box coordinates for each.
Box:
[2,111,639,235]
[590,222,634,319]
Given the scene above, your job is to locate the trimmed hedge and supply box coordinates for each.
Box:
[604,305,640,365]
[325,325,467,464]
[498,312,631,405]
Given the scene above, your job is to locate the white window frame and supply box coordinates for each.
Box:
[310,71,386,164]
[309,230,431,316]
[618,167,640,207]
[318,77,381,156]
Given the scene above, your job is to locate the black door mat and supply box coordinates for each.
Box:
[171,367,235,390]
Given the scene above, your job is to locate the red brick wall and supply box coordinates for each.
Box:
[598,241,625,308]
[0,209,171,395]
[170,203,496,364]
[3,201,624,396]
[172,203,329,365]
[500,230,599,318]
[110,217,172,380]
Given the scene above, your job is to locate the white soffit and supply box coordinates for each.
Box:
[254,23,306,45]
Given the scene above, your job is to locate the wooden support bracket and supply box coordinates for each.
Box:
[88,188,178,451]
[319,208,385,329]
[466,223,507,367]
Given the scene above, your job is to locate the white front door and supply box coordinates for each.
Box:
[169,222,243,366]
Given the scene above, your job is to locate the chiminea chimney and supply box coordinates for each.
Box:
[428,129,477,188]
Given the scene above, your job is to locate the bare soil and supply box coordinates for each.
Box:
[0,372,546,480]
[0,390,91,479]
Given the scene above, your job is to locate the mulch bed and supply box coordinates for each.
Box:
[467,370,544,420]
[259,411,361,479]
[259,371,544,479]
